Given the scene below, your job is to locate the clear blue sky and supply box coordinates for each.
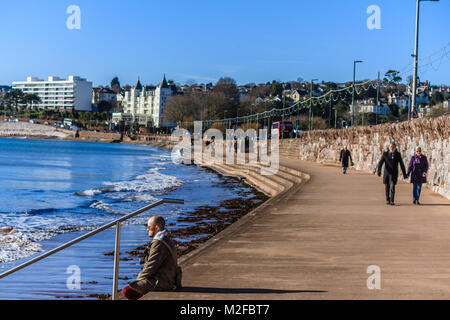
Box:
[1,0,449,86]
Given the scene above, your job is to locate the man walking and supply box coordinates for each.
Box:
[339,146,354,174]
[377,142,407,205]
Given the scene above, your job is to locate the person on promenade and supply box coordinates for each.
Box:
[406,146,429,205]
[377,142,407,206]
[122,216,178,300]
[339,146,354,174]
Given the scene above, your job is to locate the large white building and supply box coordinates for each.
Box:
[112,75,176,128]
[12,76,92,111]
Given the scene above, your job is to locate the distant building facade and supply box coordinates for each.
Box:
[12,76,92,111]
[92,87,117,110]
[112,75,176,127]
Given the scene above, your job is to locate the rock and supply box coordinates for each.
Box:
[0,226,15,235]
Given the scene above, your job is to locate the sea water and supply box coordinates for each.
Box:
[0,137,258,299]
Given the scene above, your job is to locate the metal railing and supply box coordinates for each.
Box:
[0,198,184,300]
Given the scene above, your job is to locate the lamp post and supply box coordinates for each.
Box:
[411,0,439,120]
[309,79,318,131]
[224,110,227,130]
[352,60,363,127]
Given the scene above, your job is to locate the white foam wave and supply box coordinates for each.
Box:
[88,200,125,215]
[104,168,182,193]
[77,168,182,199]
[0,229,43,263]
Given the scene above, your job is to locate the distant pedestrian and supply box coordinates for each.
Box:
[339,146,354,174]
[377,142,407,205]
[406,146,429,205]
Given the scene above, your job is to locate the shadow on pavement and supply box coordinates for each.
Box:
[176,287,327,294]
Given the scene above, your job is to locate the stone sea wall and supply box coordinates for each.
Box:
[279,115,450,199]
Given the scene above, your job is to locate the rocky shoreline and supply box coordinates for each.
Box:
[90,171,268,300]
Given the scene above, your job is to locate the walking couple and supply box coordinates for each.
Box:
[377,142,429,205]
[340,143,429,205]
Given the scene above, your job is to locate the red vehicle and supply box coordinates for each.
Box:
[271,121,294,139]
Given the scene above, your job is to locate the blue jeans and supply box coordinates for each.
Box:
[342,166,347,173]
[413,183,422,201]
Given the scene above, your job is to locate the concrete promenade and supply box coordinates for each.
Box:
[143,158,450,300]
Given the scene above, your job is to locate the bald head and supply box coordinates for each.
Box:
[147,216,165,237]
[149,216,165,229]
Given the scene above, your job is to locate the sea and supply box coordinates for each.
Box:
[0,137,260,299]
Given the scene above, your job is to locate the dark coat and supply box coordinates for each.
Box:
[339,149,353,167]
[377,150,407,185]
[407,154,429,185]
[129,231,177,295]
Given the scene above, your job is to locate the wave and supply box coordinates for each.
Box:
[0,228,43,264]
[88,200,125,215]
[77,168,182,198]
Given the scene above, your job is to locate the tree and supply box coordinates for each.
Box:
[270,81,283,97]
[111,77,120,93]
[3,89,24,111]
[430,91,444,106]
[212,77,240,117]
[97,100,114,113]
[384,70,402,84]
[22,93,42,110]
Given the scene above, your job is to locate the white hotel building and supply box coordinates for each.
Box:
[12,76,93,111]
[112,75,176,128]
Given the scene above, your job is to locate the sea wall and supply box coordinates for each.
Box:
[279,115,450,199]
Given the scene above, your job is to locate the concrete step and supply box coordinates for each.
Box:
[225,163,295,189]
[213,163,283,197]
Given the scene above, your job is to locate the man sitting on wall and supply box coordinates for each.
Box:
[122,216,178,300]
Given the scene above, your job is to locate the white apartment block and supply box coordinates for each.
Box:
[12,76,93,111]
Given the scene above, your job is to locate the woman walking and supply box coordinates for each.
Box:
[407,147,429,205]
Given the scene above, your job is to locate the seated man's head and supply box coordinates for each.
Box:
[147,215,165,237]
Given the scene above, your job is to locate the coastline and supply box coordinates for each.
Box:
[0,133,275,299]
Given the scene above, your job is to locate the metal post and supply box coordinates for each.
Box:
[352,60,362,127]
[376,71,380,125]
[411,0,420,120]
[411,0,439,119]
[309,79,317,130]
[328,93,332,129]
[112,221,121,300]
[334,107,337,129]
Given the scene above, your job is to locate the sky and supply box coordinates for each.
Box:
[0,0,449,87]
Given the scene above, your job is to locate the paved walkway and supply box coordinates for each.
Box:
[144,159,450,300]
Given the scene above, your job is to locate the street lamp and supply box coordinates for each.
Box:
[411,0,439,119]
[352,60,363,127]
[224,110,227,129]
[309,79,318,131]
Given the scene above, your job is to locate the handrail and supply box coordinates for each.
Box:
[0,197,184,300]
